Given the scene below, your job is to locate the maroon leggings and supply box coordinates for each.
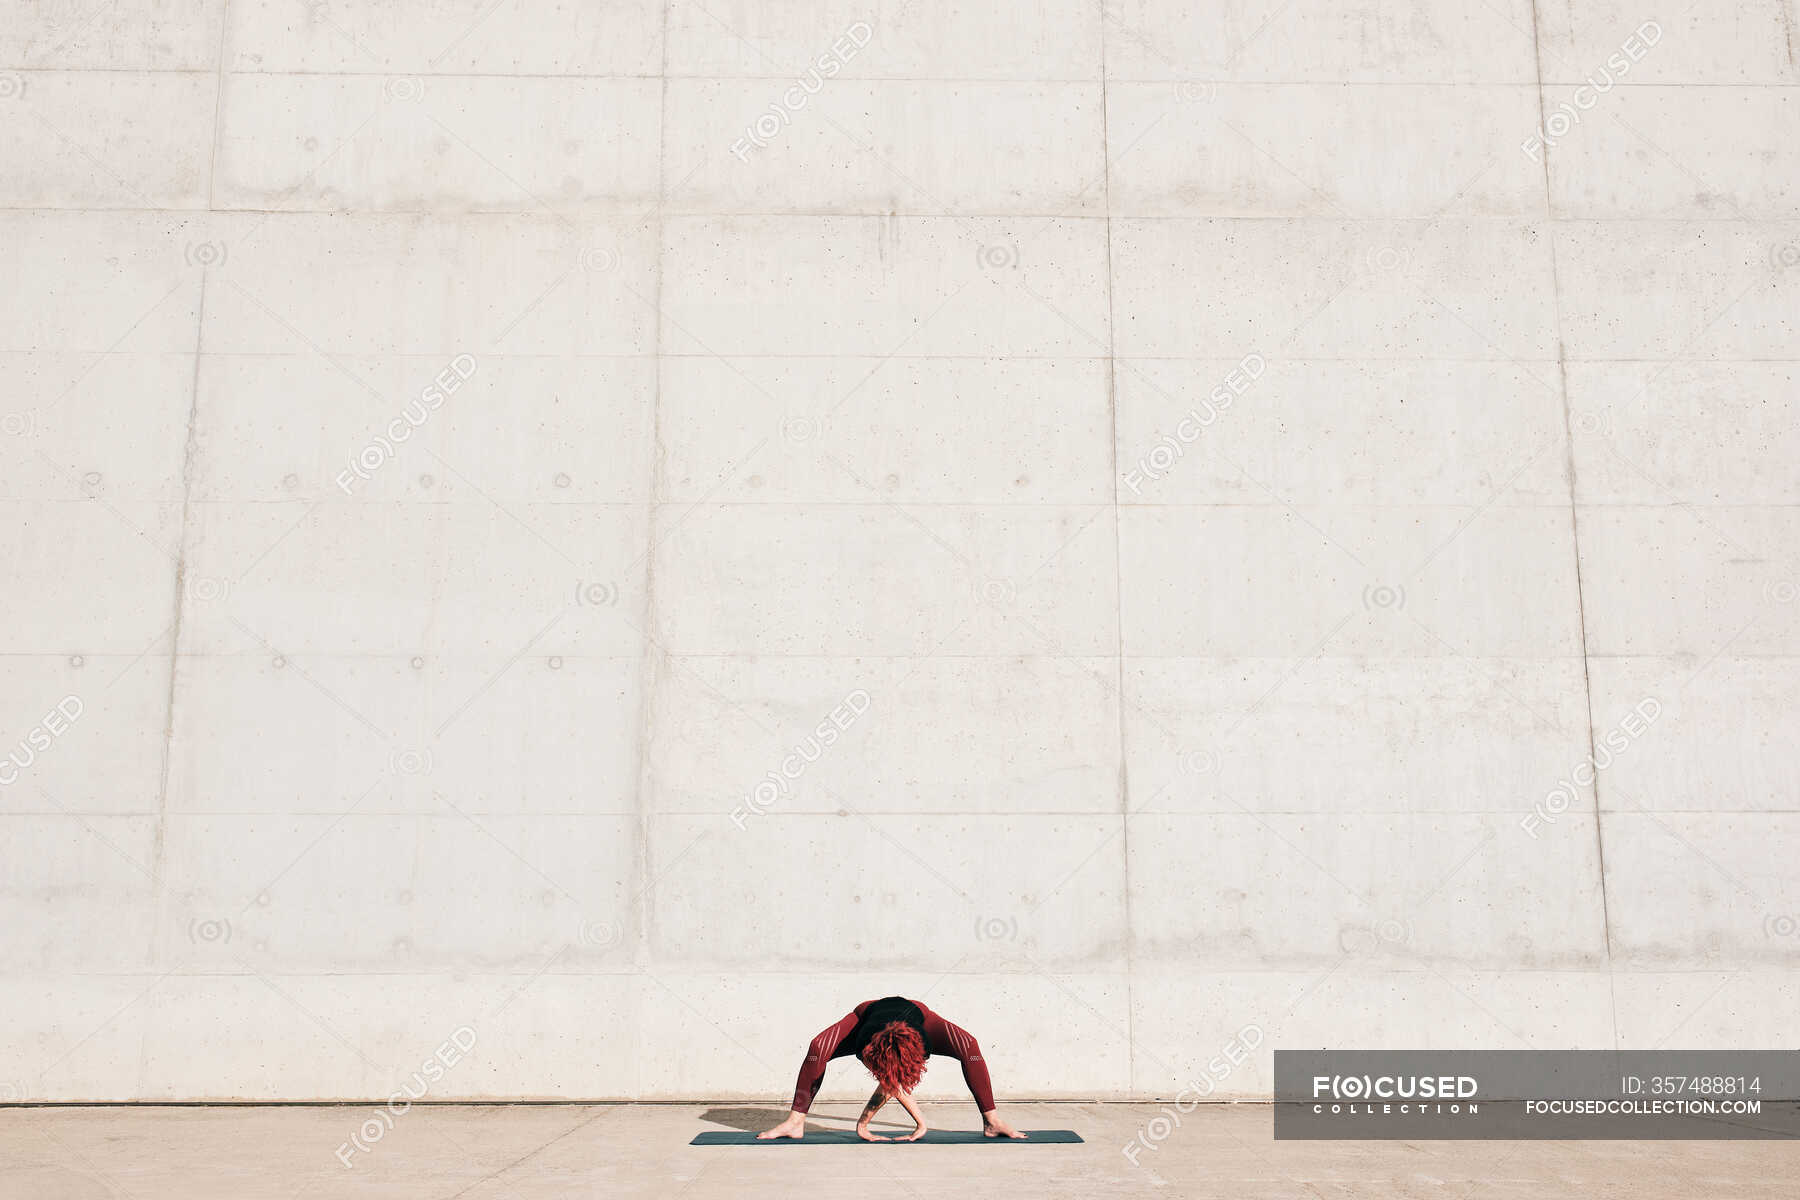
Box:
[790,1000,995,1113]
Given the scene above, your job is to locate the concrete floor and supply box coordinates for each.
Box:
[4,1103,1797,1198]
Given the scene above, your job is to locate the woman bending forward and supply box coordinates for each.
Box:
[759,995,1027,1140]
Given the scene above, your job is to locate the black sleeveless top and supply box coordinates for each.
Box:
[845,996,926,1057]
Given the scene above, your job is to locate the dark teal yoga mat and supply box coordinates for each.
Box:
[692,1129,1083,1145]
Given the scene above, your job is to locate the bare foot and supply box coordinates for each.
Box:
[982,1114,1027,1139]
[758,1112,807,1140]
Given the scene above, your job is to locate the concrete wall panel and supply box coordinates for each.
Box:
[1115,359,1570,506]
[1124,657,1594,816]
[1102,0,1538,83]
[1,1,223,71]
[666,0,1102,80]
[215,76,664,213]
[1111,219,1558,359]
[1589,657,1800,814]
[192,355,657,505]
[0,72,214,209]
[1107,83,1546,218]
[198,215,659,357]
[661,215,1110,357]
[652,503,1118,656]
[1567,362,1800,505]
[663,80,1106,215]
[646,813,1129,971]
[1602,813,1800,965]
[226,0,665,75]
[1118,505,1583,658]
[649,654,1120,815]
[1555,221,1800,359]
[0,655,169,814]
[1576,507,1800,656]
[1535,1,1800,84]
[1128,812,1608,968]
[658,355,1112,505]
[1548,88,1800,219]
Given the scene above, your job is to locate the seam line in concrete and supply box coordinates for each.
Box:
[23,66,1800,85]
[138,269,206,1095]
[204,2,231,209]
[1529,0,1619,1049]
[621,0,677,1074]
[1095,2,1139,1099]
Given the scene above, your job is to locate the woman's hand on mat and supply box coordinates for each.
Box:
[891,1089,928,1141]
[855,1118,889,1142]
[982,1112,1027,1139]
[757,1111,807,1139]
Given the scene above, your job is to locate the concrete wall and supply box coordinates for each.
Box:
[2,1,1797,1102]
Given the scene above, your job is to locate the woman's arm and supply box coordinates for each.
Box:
[892,1090,929,1141]
[855,1087,892,1141]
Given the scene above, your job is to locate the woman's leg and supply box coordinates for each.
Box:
[759,1008,861,1139]
[920,1010,1025,1137]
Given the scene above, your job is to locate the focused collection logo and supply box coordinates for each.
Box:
[1310,1072,1480,1116]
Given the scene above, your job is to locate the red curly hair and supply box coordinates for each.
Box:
[860,1020,927,1095]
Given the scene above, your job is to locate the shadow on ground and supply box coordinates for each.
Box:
[696,1107,788,1133]
[696,1107,880,1133]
